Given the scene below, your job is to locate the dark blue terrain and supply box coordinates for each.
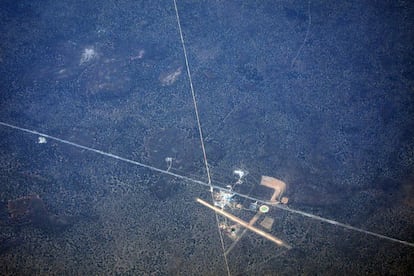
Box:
[0,0,413,274]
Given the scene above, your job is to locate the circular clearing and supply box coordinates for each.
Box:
[259,205,269,213]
